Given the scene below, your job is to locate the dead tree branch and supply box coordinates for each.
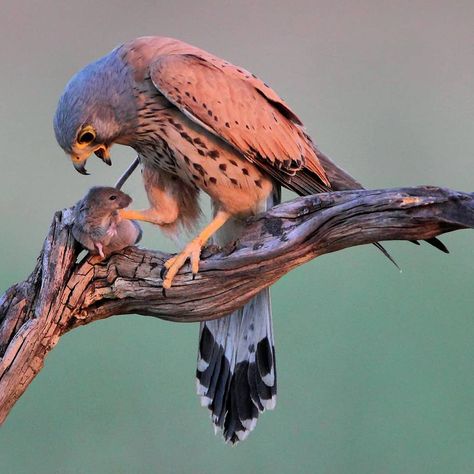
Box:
[1,186,473,425]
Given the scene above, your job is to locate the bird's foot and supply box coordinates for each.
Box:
[162,238,204,289]
[161,210,231,290]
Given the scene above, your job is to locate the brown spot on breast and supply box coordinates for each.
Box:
[219,163,227,171]
[198,149,205,156]
[230,178,238,185]
[193,137,207,148]
[242,168,249,176]
[209,177,217,184]
[180,132,193,143]
[229,160,238,167]
[208,150,220,159]
[193,163,206,176]
[207,110,213,117]
[225,122,230,128]
[255,179,263,188]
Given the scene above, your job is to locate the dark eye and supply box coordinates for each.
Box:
[78,130,96,144]
[109,195,117,201]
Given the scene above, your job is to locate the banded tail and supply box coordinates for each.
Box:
[196,186,280,444]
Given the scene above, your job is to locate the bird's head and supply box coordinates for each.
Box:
[53,51,137,175]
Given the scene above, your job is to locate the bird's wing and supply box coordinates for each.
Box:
[149,53,330,189]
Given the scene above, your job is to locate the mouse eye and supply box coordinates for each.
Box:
[109,195,117,201]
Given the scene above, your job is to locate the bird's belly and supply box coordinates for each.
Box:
[140,114,274,216]
[206,168,273,216]
[180,146,273,216]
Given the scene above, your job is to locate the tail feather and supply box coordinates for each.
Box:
[196,187,279,444]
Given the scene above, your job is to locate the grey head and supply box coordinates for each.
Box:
[54,47,138,174]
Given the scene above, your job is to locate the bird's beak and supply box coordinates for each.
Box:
[94,145,112,166]
[71,154,90,175]
[70,144,112,174]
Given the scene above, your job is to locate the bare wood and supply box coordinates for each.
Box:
[1,186,473,425]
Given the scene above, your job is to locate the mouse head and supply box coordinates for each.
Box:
[81,186,133,213]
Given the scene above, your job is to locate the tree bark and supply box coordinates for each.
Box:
[0,186,473,425]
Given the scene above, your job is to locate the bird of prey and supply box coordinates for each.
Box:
[54,36,445,444]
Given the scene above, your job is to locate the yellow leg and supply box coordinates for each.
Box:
[119,168,180,226]
[163,210,230,289]
[119,207,178,226]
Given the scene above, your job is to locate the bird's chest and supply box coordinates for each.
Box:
[136,135,180,176]
[135,111,273,214]
[134,115,220,187]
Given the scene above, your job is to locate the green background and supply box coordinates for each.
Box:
[1,1,473,473]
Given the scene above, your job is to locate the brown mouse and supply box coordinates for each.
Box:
[72,186,142,258]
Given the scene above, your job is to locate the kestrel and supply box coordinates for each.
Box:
[53,36,444,443]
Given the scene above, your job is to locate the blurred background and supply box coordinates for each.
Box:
[0,1,473,473]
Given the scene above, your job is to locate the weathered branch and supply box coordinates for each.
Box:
[1,186,473,425]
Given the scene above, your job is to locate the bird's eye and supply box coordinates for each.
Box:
[109,195,117,201]
[78,128,96,145]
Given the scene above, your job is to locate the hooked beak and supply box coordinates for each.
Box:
[72,155,90,175]
[71,145,112,174]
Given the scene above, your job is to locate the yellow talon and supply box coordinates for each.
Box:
[162,239,203,288]
[164,255,178,270]
[161,210,231,291]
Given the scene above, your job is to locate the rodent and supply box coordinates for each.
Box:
[72,186,142,258]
